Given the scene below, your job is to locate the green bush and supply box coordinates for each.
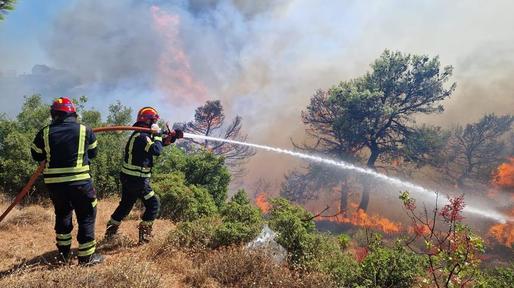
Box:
[212,190,263,247]
[154,146,230,208]
[268,197,316,266]
[168,215,222,250]
[153,172,218,222]
[359,244,424,288]
[478,264,514,288]
[338,233,351,250]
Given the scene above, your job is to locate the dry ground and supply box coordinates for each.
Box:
[0,197,188,288]
[0,197,336,288]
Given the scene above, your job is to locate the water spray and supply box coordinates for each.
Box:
[183,133,510,224]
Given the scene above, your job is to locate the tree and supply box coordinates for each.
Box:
[0,0,16,21]
[298,50,455,211]
[443,114,514,187]
[184,100,255,176]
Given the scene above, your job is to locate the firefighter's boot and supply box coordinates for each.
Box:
[105,219,120,240]
[138,222,153,244]
[56,244,71,264]
[78,253,104,266]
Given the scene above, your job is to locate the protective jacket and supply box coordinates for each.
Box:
[120,125,163,178]
[31,117,97,184]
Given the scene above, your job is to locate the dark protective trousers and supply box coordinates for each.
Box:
[48,180,97,256]
[110,173,160,223]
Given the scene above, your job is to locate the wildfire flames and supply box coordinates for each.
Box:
[494,157,514,190]
[151,5,208,105]
[318,208,401,234]
[488,208,514,247]
[255,193,270,213]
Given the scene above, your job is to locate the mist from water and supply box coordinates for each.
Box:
[183,133,510,224]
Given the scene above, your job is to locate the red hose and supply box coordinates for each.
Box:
[0,126,154,223]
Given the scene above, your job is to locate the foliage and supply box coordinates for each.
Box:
[213,189,263,247]
[153,172,218,222]
[295,50,455,211]
[444,114,514,187]
[359,243,424,288]
[0,0,16,21]
[400,191,486,287]
[167,216,223,250]
[338,233,351,249]
[182,100,255,176]
[479,264,514,288]
[154,146,230,208]
[0,95,48,198]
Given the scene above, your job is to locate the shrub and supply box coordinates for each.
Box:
[213,190,263,247]
[478,264,514,288]
[268,197,316,266]
[167,216,223,250]
[153,172,218,222]
[359,243,424,288]
[154,146,230,208]
[338,233,351,250]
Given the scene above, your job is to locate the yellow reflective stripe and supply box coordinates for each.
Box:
[78,240,96,249]
[43,127,50,168]
[91,199,98,208]
[76,125,86,167]
[153,136,162,142]
[127,133,140,165]
[88,140,98,150]
[56,233,72,239]
[140,220,153,226]
[31,143,43,154]
[144,191,155,200]
[144,141,154,152]
[57,240,72,246]
[44,165,90,175]
[122,163,151,172]
[78,240,96,257]
[44,173,91,184]
[121,167,151,178]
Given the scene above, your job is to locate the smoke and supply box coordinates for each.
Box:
[2,0,513,188]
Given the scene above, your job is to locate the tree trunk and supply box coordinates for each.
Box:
[359,142,379,211]
[339,180,348,216]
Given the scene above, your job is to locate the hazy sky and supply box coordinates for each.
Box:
[1,0,513,188]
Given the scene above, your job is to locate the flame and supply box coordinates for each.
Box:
[488,208,514,247]
[255,193,270,213]
[151,6,208,104]
[493,157,514,190]
[317,208,401,234]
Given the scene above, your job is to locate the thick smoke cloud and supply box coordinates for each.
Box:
[1,0,513,187]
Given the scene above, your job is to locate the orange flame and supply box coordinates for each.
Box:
[255,193,270,213]
[318,208,401,234]
[493,157,514,190]
[151,6,208,105]
[488,208,514,247]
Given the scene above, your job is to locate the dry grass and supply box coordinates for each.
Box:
[0,198,336,288]
[0,257,164,288]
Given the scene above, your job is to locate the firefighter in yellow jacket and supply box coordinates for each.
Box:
[31,97,103,265]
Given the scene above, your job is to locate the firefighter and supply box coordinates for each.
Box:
[31,97,103,266]
[105,107,183,243]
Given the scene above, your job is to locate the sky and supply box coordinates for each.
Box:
[1,0,513,190]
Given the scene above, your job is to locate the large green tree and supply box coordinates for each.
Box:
[298,50,455,211]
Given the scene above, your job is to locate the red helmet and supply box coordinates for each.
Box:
[137,107,160,122]
[51,97,76,113]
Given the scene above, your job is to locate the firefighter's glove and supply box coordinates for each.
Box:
[174,129,184,139]
[151,123,162,136]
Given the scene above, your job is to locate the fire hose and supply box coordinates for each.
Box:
[0,125,160,223]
